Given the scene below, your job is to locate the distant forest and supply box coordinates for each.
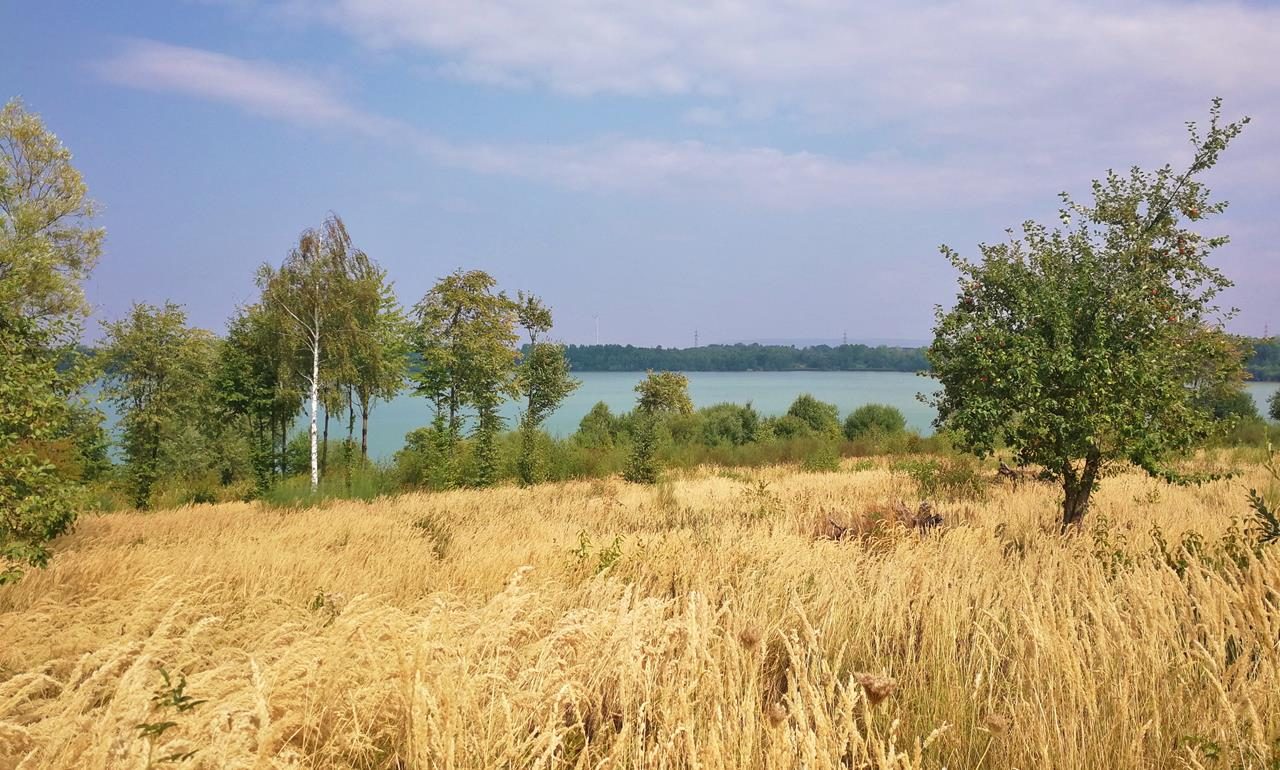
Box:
[564,339,1280,379]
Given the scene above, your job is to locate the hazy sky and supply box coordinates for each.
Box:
[3,1,1277,346]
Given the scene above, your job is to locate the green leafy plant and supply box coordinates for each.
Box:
[136,668,205,767]
[928,100,1251,529]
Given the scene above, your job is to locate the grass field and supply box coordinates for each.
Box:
[2,458,1279,769]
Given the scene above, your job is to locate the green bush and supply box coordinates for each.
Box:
[801,443,841,473]
[843,403,907,440]
[891,455,987,501]
[786,394,841,437]
[699,402,761,446]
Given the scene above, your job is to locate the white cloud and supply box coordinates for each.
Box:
[96,39,1031,206]
[95,39,398,137]
[276,0,1280,120]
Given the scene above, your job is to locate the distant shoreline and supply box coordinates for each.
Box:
[562,341,1280,381]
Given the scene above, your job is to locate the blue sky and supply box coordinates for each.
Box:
[3,0,1278,346]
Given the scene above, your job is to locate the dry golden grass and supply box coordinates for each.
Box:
[2,460,1279,769]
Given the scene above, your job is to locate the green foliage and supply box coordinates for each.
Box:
[843,403,908,440]
[563,342,930,372]
[700,402,761,446]
[801,443,842,473]
[1245,448,1280,546]
[136,668,205,767]
[763,413,814,440]
[891,456,987,501]
[514,292,579,486]
[624,415,661,484]
[929,100,1250,527]
[0,99,102,582]
[257,214,377,491]
[572,530,624,574]
[0,319,81,583]
[635,370,693,416]
[411,270,521,487]
[101,302,219,509]
[786,394,840,437]
[1195,380,1259,422]
[575,401,619,449]
[1270,389,1280,422]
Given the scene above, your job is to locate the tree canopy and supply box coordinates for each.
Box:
[929,99,1250,528]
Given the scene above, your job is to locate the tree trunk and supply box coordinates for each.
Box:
[309,327,320,493]
[360,399,370,460]
[321,404,330,476]
[1061,452,1101,531]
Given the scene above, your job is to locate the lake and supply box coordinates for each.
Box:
[351,372,1279,461]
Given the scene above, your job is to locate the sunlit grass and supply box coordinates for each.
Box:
[2,458,1278,768]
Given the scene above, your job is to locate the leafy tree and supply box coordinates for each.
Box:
[786,394,840,437]
[844,404,907,440]
[624,371,691,484]
[1269,389,1280,422]
[1194,381,1259,423]
[258,213,370,492]
[216,304,299,492]
[700,402,761,446]
[1,99,103,581]
[411,270,520,487]
[929,100,1250,529]
[635,370,693,416]
[575,402,618,449]
[514,292,579,485]
[349,263,407,460]
[101,302,216,508]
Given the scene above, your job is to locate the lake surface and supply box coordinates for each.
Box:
[88,371,1280,462]
[353,372,1279,461]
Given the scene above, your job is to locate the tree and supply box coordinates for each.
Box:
[101,302,217,508]
[635,370,693,416]
[1,99,103,581]
[349,264,407,460]
[1269,389,1280,423]
[411,270,520,487]
[786,394,840,437]
[215,304,300,492]
[929,100,1249,529]
[576,402,618,449]
[514,292,579,485]
[259,213,369,492]
[844,404,907,440]
[625,371,692,484]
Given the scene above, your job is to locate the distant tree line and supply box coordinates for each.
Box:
[564,339,1280,380]
[562,343,931,372]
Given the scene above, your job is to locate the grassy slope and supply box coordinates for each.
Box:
[1,460,1278,769]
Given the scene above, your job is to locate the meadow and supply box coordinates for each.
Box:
[2,456,1279,769]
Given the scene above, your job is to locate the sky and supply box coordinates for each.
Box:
[2,1,1277,347]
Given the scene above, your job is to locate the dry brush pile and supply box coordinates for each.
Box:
[2,460,1279,769]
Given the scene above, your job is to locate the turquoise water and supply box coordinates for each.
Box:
[89,372,1280,462]
[355,373,1280,461]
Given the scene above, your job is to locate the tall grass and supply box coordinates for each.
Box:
[2,459,1278,768]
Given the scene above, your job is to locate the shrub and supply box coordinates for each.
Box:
[843,404,907,440]
[700,402,761,446]
[624,417,661,484]
[801,443,842,473]
[575,401,620,448]
[891,456,987,501]
[786,394,841,437]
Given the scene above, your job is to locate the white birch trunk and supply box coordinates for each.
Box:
[309,319,320,492]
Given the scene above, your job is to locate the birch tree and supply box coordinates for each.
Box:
[258,214,369,492]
